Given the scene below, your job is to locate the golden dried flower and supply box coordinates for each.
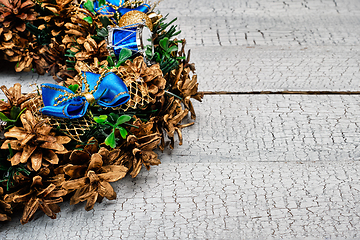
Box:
[109,133,162,178]
[127,133,161,178]
[0,0,37,32]
[0,187,12,221]
[1,110,71,171]
[4,175,67,224]
[0,83,36,114]
[62,152,128,211]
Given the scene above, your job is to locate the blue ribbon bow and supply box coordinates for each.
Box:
[94,1,150,17]
[40,72,130,119]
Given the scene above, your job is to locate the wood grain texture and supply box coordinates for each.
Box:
[191,46,360,92]
[159,95,360,163]
[157,0,360,47]
[155,0,360,92]
[1,161,360,239]
[0,0,360,238]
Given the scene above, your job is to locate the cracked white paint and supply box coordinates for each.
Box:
[1,0,360,239]
[1,162,360,239]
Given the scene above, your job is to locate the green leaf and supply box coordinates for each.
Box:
[160,58,179,74]
[65,49,76,57]
[165,90,183,100]
[97,27,108,38]
[163,52,170,59]
[98,0,105,7]
[5,124,14,130]
[159,37,169,50]
[8,143,13,158]
[94,115,108,124]
[115,115,131,127]
[68,84,79,93]
[16,107,26,121]
[83,16,93,24]
[119,127,127,139]
[153,52,161,63]
[10,106,21,120]
[109,113,119,122]
[145,51,153,60]
[104,131,116,148]
[123,123,139,128]
[19,165,31,176]
[167,45,178,53]
[115,48,133,67]
[83,0,95,14]
[107,55,114,67]
[99,17,111,28]
[0,112,15,123]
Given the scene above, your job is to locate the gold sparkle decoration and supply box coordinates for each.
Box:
[118,10,153,31]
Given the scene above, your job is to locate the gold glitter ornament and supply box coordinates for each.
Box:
[118,10,153,31]
[147,12,163,25]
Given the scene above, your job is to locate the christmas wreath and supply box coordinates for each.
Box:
[0,0,203,224]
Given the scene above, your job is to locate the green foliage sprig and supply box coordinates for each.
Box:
[152,15,181,45]
[107,48,133,68]
[147,16,185,74]
[93,113,136,148]
[0,147,31,192]
[68,84,79,93]
[0,107,26,129]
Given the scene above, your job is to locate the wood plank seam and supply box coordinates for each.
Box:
[202,91,360,95]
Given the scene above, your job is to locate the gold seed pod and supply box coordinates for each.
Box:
[118,10,153,31]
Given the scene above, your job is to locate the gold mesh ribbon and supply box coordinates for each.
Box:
[28,80,153,142]
[27,90,94,142]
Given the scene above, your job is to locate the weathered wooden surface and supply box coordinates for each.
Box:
[160,95,360,163]
[1,0,360,239]
[190,46,360,92]
[159,0,360,92]
[159,0,360,47]
[2,161,360,239]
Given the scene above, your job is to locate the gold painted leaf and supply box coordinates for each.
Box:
[87,153,103,171]
[1,140,21,150]
[63,164,87,179]
[4,126,27,140]
[20,197,40,224]
[30,149,42,171]
[20,145,36,163]
[55,136,71,145]
[84,192,98,211]
[62,177,87,191]
[9,152,21,166]
[83,41,94,52]
[40,141,65,151]
[98,166,128,182]
[100,181,116,200]
[65,29,83,37]
[43,150,59,165]
[3,31,12,41]
[69,150,90,165]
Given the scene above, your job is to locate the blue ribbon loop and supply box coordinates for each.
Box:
[40,72,130,119]
[94,1,150,17]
